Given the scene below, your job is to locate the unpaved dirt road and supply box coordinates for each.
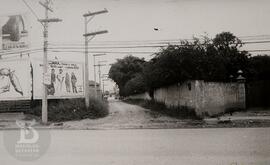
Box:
[63,99,193,129]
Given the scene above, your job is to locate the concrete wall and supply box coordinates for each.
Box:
[194,81,245,116]
[154,81,196,108]
[89,87,102,99]
[129,80,246,117]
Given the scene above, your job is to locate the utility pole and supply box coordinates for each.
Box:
[83,9,108,107]
[102,79,105,93]
[97,61,107,90]
[94,62,106,95]
[98,64,103,92]
[39,0,62,124]
[93,53,106,97]
[101,75,108,93]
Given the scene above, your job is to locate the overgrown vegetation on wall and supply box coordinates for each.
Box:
[109,32,270,96]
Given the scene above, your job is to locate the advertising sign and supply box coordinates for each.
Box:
[32,59,84,99]
[0,13,29,51]
[0,59,31,100]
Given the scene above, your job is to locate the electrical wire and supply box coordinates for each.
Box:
[49,50,157,54]
[47,39,270,48]
[1,35,270,57]
[21,0,41,21]
[246,49,270,52]
[48,46,165,49]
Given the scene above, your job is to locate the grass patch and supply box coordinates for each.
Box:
[124,99,201,120]
[27,98,109,122]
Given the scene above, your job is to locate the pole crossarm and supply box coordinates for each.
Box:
[94,64,106,67]
[38,18,62,23]
[93,53,106,57]
[98,60,107,63]
[83,8,108,17]
[83,30,108,37]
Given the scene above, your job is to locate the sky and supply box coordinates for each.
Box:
[1,0,270,91]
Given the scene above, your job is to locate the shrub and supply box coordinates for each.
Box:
[27,98,108,122]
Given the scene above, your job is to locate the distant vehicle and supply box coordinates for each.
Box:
[103,95,108,100]
[115,95,120,100]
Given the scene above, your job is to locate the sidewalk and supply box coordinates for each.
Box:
[204,109,270,126]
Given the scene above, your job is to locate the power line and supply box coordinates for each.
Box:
[49,50,157,54]
[47,39,270,48]
[239,34,270,39]
[46,40,270,50]
[48,46,165,49]
[1,48,269,56]
[47,34,270,44]
[21,0,41,21]
[242,40,270,44]
[48,42,177,46]
[246,49,270,52]
[1,39,270,57]
[0,49,43,56]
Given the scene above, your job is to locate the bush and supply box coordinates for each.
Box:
[27,98,109,122]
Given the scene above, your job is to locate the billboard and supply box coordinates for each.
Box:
[0,59,31,100]
[32,59,84,99]
[0,13,29,51]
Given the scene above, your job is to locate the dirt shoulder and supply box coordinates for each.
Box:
[53,100,270,129]
[1,100,270,130]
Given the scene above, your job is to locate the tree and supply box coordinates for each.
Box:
[110,32,253,96]
[143,32,250,91]
[143,43,204,90]
[212,32,250,78]
[109,55,145,96]
[247,55,270,81]
[124,74,146,96]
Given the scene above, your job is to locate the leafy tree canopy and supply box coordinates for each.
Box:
[109,55,145,96]
[109,32,270,96]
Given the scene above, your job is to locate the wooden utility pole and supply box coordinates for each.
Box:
[93,53,106,97]
[83,9,108,107]
[101,76,108,94]
[39,0,62,124]
[94,63,106,94]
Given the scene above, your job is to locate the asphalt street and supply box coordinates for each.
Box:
[0,128,270,165]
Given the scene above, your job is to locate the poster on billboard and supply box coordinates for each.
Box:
[32,59,84,99]
[0,13,29,51]
[0,59,31,100]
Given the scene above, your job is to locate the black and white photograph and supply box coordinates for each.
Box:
[0,0,270,164]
